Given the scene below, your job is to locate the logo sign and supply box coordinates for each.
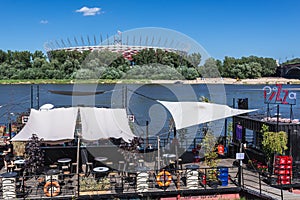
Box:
[263,84,296,105]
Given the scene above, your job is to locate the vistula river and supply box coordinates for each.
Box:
[1,83,300,142]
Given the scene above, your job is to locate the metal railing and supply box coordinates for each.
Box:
[242,168,284,200]
[0,165,240,199]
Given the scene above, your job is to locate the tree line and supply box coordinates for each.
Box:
[0,48,283,80]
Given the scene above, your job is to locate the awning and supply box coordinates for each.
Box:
[11,107,136,143]
[80,107,135,143]
[11,107,78,143]
[158,101,257,130]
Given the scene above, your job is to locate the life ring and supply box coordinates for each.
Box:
[43,181,60,197]
[156,170,172,187]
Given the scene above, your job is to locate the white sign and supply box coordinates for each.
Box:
[236,153,245,160]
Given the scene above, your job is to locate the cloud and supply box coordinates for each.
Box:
[76,6,102,16]
[40,20,48,24]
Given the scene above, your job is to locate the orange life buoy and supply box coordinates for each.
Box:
[43,181,60,197]
[156,170,172,187]
[218,144,224,155]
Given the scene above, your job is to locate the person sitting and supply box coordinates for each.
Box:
[3,139,13,170]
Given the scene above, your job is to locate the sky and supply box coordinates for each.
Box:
[1,0,300,62]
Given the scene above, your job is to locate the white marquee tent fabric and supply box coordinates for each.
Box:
[11,102,256,143]
[158,100,257,130]
[11,107,78,143]
[11,107,136,143]
[80,107,136,143]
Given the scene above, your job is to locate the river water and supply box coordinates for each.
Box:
[1,83,300,140]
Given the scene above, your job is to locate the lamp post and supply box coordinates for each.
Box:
[8,112,14,139]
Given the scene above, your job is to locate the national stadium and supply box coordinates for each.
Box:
[44,31,188,61]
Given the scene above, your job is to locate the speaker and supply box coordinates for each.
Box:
[238,98,248,109]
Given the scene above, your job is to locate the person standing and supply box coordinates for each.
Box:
[3,139,13,169]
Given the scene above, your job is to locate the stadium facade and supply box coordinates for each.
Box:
[44,33,188,61]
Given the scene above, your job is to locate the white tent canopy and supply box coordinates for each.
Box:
[80,107,136,143]
[11,107,136,143]
[11,101,256,143]
[158,100,257,130]
[11,107,78,143]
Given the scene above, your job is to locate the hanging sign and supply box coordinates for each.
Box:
[236,124,242,141]
[263,84,296,105]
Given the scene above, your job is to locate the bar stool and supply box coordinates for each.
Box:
[138,159,144,167]
[118,161,126,175]
[177,158,183,170]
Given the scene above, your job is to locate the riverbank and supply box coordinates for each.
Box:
[0,77,299,85]
[143,77,300,85]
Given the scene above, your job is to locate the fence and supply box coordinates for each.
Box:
[0,165,240,199]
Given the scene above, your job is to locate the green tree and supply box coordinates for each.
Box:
[186,53,201,67]
[200,58,220,78]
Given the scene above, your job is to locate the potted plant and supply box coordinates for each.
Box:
[261,124,288,174]
[24,134,45,175]
[201,131,221,188]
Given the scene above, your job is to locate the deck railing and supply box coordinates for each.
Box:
[0,165,240,199]
[242,167,284,200]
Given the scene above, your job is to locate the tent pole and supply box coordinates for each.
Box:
[157,136,160,171]
[146,121,149,148]
[76,135,80,198]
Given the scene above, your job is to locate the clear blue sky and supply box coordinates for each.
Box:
[1,0,300,62]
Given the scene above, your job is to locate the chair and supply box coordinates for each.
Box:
[108,171,118,189]
[7,164,15,172]
[125,173,136,191]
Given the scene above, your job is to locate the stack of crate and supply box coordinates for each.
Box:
[274,155,292,185]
